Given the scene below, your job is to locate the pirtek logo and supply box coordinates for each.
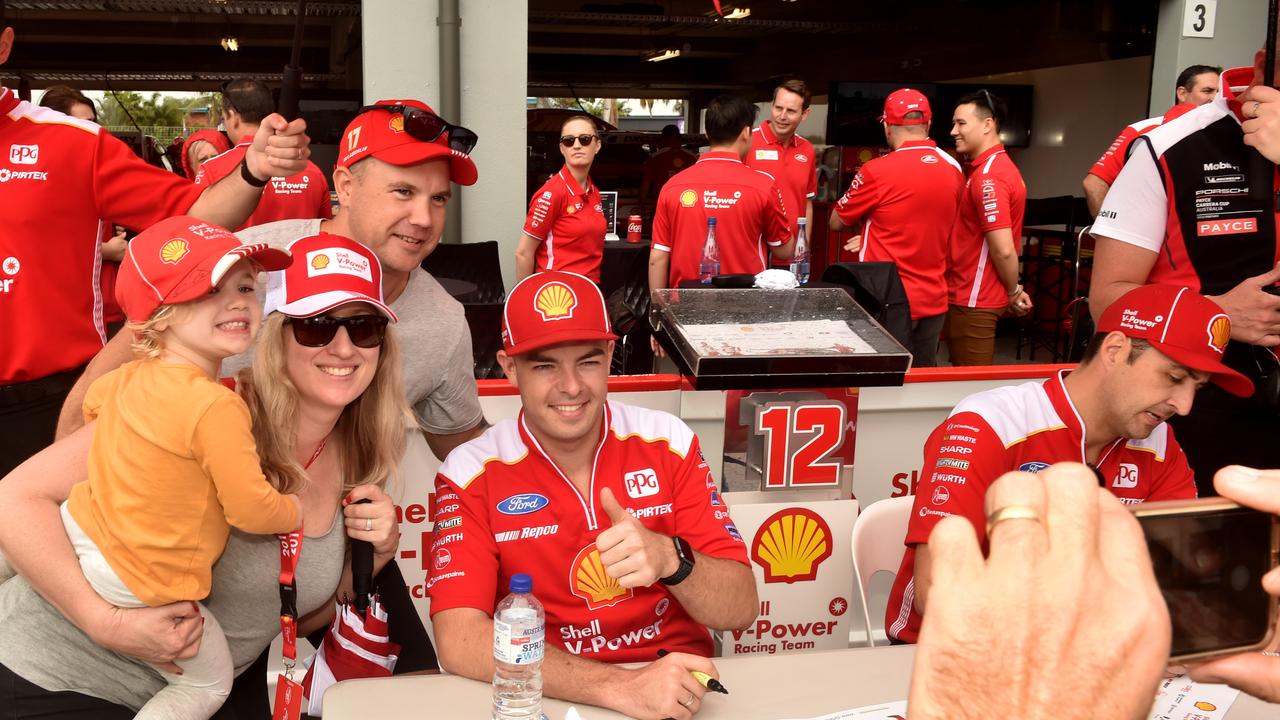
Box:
[1197,219,1257,237]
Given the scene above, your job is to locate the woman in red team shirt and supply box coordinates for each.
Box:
[516,114,608,282]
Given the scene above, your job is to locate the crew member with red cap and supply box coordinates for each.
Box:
[649,94,793,290]
[829,89,964,367]
[194,79,333,229]
[428,271,757,720]
[60,99,486,463]
[944,89,1031,366]
[0,1,313,477]
[517,114,607,282]
[745,78,817,242]
[885,284,1244,644]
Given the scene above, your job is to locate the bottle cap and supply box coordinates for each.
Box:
[510,573,533,593]
[798,217,807,226]
[707,217,717,226]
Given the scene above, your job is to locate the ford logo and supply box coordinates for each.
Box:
[1018,462,1051,474]
[497,493,550,515]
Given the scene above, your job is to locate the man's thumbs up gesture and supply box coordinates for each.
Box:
[596,487,678,588]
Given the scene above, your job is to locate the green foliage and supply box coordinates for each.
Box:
[98,91,222,129]
[546,97,632,120]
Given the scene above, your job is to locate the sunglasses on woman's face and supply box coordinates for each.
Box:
[289,314,388,349]
[356,104,479,155]
[560,133,598,148]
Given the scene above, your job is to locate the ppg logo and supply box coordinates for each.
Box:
[9,145,38,165]
[624,468,660,499]
[496,493,550,515]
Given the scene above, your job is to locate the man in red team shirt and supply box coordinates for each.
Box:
[745,78,817,240]
[944,89,1031,366]
[429,271,756,720]
[195,79,333,229]
[829,89,964,367]
[884,284,1249,644]
[1082,64,1220,217]
[0,2,312,477]
[649,94,793,290]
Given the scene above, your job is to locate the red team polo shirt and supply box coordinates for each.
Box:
[945,144,1026,309]
[884,371,1196,643]
[1088,104,1195,185]
[652,151,790,287]
[194,136,332,230]
[833,140,964,319]
[427,402,748,663]
[0,88,205,385]
[745,121,816,238]
[522,167,608,282]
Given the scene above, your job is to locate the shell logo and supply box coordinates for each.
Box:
[311,254,331,270]
[751,507,833,584]
[388,115,405,133]
[569,544,632,610]
[534,281,577,321]
[679,190,697,208]
[1207,314,1231,353]
[160,239,189,265]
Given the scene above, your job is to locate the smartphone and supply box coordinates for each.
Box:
[1134,498,1279,662]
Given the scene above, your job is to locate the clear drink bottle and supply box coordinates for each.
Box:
[699,216,720,284]
[790,217,810,284]
[492,574,544,720]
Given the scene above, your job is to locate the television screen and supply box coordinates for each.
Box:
[826,81,1034,149]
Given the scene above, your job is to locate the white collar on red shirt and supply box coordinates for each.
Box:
[516,401,613,530]
[1044,369,1127,466]
[0,86,21,116]
[557,165,595,198]
[756,121,804,149]
[894,139,939,152]
[967,143,1007,169]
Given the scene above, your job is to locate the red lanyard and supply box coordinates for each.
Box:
[277,437,326,673]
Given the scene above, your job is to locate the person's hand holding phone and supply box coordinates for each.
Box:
[1187,466,1280,702]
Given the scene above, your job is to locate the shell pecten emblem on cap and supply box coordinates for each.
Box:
[160,239,189,265]
[389,114,405,133]
[534,281,577,321]
[1207,314,1231,353]
[569,544,632,610]
[311,253,330,270]
[679,189,697,208]
[751,507,834,584]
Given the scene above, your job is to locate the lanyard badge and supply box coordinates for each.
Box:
[275,529,304,720]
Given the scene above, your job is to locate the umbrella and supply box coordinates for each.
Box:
[301,539,401,716]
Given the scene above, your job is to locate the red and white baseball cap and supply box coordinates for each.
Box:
[880,88,932,126]
[1096,284,1253,397]
[336,99,478,186]
[117,215,292,324]
[502,271,616,356]
[263,233,397,321]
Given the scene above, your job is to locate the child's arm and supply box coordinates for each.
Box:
[193,396,301,534]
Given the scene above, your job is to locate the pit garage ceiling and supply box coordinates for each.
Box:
[1,0,1156,97]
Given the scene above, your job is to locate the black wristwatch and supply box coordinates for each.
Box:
[239,157,269,188]
[660,535,695,586]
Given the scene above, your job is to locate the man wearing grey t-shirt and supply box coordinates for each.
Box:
[57,99,487,460]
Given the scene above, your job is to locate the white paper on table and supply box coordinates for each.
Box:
[1147,674,1240,720]
[679,319,877,356]
[777,700,908,720]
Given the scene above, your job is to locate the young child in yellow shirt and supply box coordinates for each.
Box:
[61,216,301,720]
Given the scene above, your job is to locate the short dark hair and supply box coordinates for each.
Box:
[220,79,275,124]
[660,123,680,138]
[704,94,756,146]
[39,85,96,121]
[1177,64,1222,93]
[1,0,7,29]
[1080,333,1151,365]
[773,78,811,110]
[560,113,601,136]
[956,88,1006,129]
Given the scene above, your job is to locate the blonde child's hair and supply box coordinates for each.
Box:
[128,304,188,359]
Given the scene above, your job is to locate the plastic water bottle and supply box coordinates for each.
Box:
[492,574,544,720]
[790,217,810,284]
[699,217,720,284]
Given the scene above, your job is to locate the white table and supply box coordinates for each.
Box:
[322,645,1280,719]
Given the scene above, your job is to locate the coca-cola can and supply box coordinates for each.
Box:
[627,215,643,243]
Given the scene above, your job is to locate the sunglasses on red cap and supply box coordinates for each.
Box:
[356,104,479,155]
[288,314,389,349]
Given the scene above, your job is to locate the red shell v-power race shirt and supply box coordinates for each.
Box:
[195,135,332,231]
[884,371,1195,643]
[1,88,204,385]
[427,401,748,662]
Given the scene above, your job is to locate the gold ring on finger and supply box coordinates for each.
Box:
[985,504,1043,537]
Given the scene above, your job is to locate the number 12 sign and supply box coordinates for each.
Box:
[753,399,850,489]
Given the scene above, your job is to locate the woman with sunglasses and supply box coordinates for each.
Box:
[516,114,609,283]
[0,234,413,719]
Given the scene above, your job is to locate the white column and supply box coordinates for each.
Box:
[361,1,439,106]
[1150,0,1267,116]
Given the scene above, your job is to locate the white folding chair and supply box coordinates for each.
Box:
[849,496,914,647]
